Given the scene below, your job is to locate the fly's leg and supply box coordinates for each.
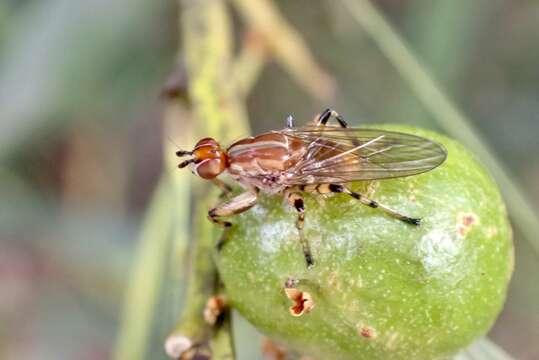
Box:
[212,178,233,199]
[285,190,314,268]
[307,184,421,226]
[316,108,348,128]
[315,108,362,146]
[208,190,259,250]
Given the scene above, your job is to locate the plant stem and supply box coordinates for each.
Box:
[233,32,269,99]
[165,200,219,358]
[210,308,235,360]
[165,0,252,358]
[181,0,250,140]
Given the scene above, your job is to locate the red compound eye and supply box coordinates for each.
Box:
[191,138,227,179]
[194,158,224,179]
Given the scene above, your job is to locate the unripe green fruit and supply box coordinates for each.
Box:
[216,126,513,360]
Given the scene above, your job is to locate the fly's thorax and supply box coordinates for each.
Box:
[227,132,306,176]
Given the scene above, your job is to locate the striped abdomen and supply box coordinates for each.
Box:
[227,132,306,181]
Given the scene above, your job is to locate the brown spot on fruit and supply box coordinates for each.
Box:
[284,287,314,317]
[462,215,475,226]
[358,325,377,339]
[456,212,479,236]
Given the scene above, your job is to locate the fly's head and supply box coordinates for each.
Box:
[176,138,227,179]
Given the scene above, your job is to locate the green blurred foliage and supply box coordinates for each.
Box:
[1,0,538,359]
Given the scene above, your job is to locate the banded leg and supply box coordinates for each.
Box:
[316,108,348,128]
[306,184,421,226]
[208,190,259,249]
[314,108,362,147]
[285,190,314,268]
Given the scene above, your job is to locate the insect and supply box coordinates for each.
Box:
[176,109,447,267]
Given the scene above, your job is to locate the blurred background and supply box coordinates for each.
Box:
[1,0,538,359]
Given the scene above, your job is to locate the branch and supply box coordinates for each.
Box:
[233,31,270,98]
[233,0,336,101]
[165,202,219,359]
[209,308,235,360]
[165,0,253,358]
[181,0,250,140]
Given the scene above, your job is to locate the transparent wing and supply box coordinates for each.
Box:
[282,126,447,185]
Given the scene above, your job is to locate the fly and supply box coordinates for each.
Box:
[176,108,447,268]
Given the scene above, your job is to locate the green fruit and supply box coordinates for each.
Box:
[216,126,514,360]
